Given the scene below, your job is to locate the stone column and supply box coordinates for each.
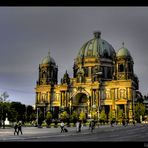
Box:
[36,92,39,103]
[124,104,127,119]
[89,67,91,77]
[115,104,117,121]
[96,89,99,107]
[39,92,41,102]
[128,101,133,123]
[60,92,62,107]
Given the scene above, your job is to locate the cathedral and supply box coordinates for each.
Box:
[35,31,139,122]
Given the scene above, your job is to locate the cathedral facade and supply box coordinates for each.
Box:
[35,31,139,122]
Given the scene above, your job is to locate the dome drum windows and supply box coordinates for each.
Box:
[87,49,93,56]
[119,89,126,99]
[103,49,109,58]
[118,64,125,72]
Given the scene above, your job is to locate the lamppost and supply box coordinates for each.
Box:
[87,99,90,118]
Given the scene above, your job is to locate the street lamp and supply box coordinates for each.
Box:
[87,99,90,118]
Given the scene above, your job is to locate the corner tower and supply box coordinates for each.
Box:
[35,49,58,112]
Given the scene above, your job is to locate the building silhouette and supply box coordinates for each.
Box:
[35,31,139,122]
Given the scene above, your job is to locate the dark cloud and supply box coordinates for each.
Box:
[0,7,147,105]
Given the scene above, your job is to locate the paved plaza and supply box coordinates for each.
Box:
[0,123,148,142]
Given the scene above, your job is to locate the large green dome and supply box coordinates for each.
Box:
[77,31,116,59]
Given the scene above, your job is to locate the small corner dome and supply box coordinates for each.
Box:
[41,56,55,64]
[41,50,56,64]
[117,47,131,57]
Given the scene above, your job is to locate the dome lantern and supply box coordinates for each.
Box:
[93,31,101,38]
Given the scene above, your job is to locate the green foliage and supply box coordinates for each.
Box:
[38,111,44,126]
[30,113,36,121]
[135,103,145,122]
[0,92,35,125]
[70,111,78,124]
[109,111,115,122]
[10,102,26,123]
[91,111,98,120]
[8,108,18,122]
[26,105,35,122]
[79,112,86,122]
[60,111,69,122]
[45,111,52,126]
[117,109,123,123]
[0,92,9,102]
[100,109,107,123]
[0,92,10,120]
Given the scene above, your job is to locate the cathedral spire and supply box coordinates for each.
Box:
[122,42,125,48]
[48,49,50,57]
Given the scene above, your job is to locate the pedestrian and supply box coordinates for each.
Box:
[14,122,18,135]
[18,121,23,135]
[60,121,65,133]
[89,121,91,130]
[126,118,129,126]
[122,118,126,127]
[133,119,136,126]
[76,121,79,132]
[110,120,114,127]
[78,121,82,132]
[90,121,95,133]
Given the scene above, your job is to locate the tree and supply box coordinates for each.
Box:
[109,110,115,123]
[60,111,69,122]
[0,92,9,128]
[135,102,145,123]
[45,111,52,127]
[91,110,98,120]
[117,109,123,123]
[100,109,107,124]
[70,111,78,126]
[79,112,86,123]
[10,102,26,123]
[26,105,35,123]
[38,111,44,127]
[8,108,18,123]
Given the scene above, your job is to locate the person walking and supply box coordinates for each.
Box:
[76,121,80,132]
[14,122,18,135]
[60,121,65,133]
[78,121,82,132]
[90,120,95,133]
[133,119,136,126]
[18,121,23,135]
[110,120,114,127]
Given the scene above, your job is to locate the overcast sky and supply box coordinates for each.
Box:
[0,7,147,105]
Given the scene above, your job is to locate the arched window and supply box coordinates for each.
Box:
[87,49,93,56]
[103,49,109,58]
[42,71,46,78]
[120,89,126,99]
[128,63,132,72]
[118,64,124,72]
[106,89,110,99]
